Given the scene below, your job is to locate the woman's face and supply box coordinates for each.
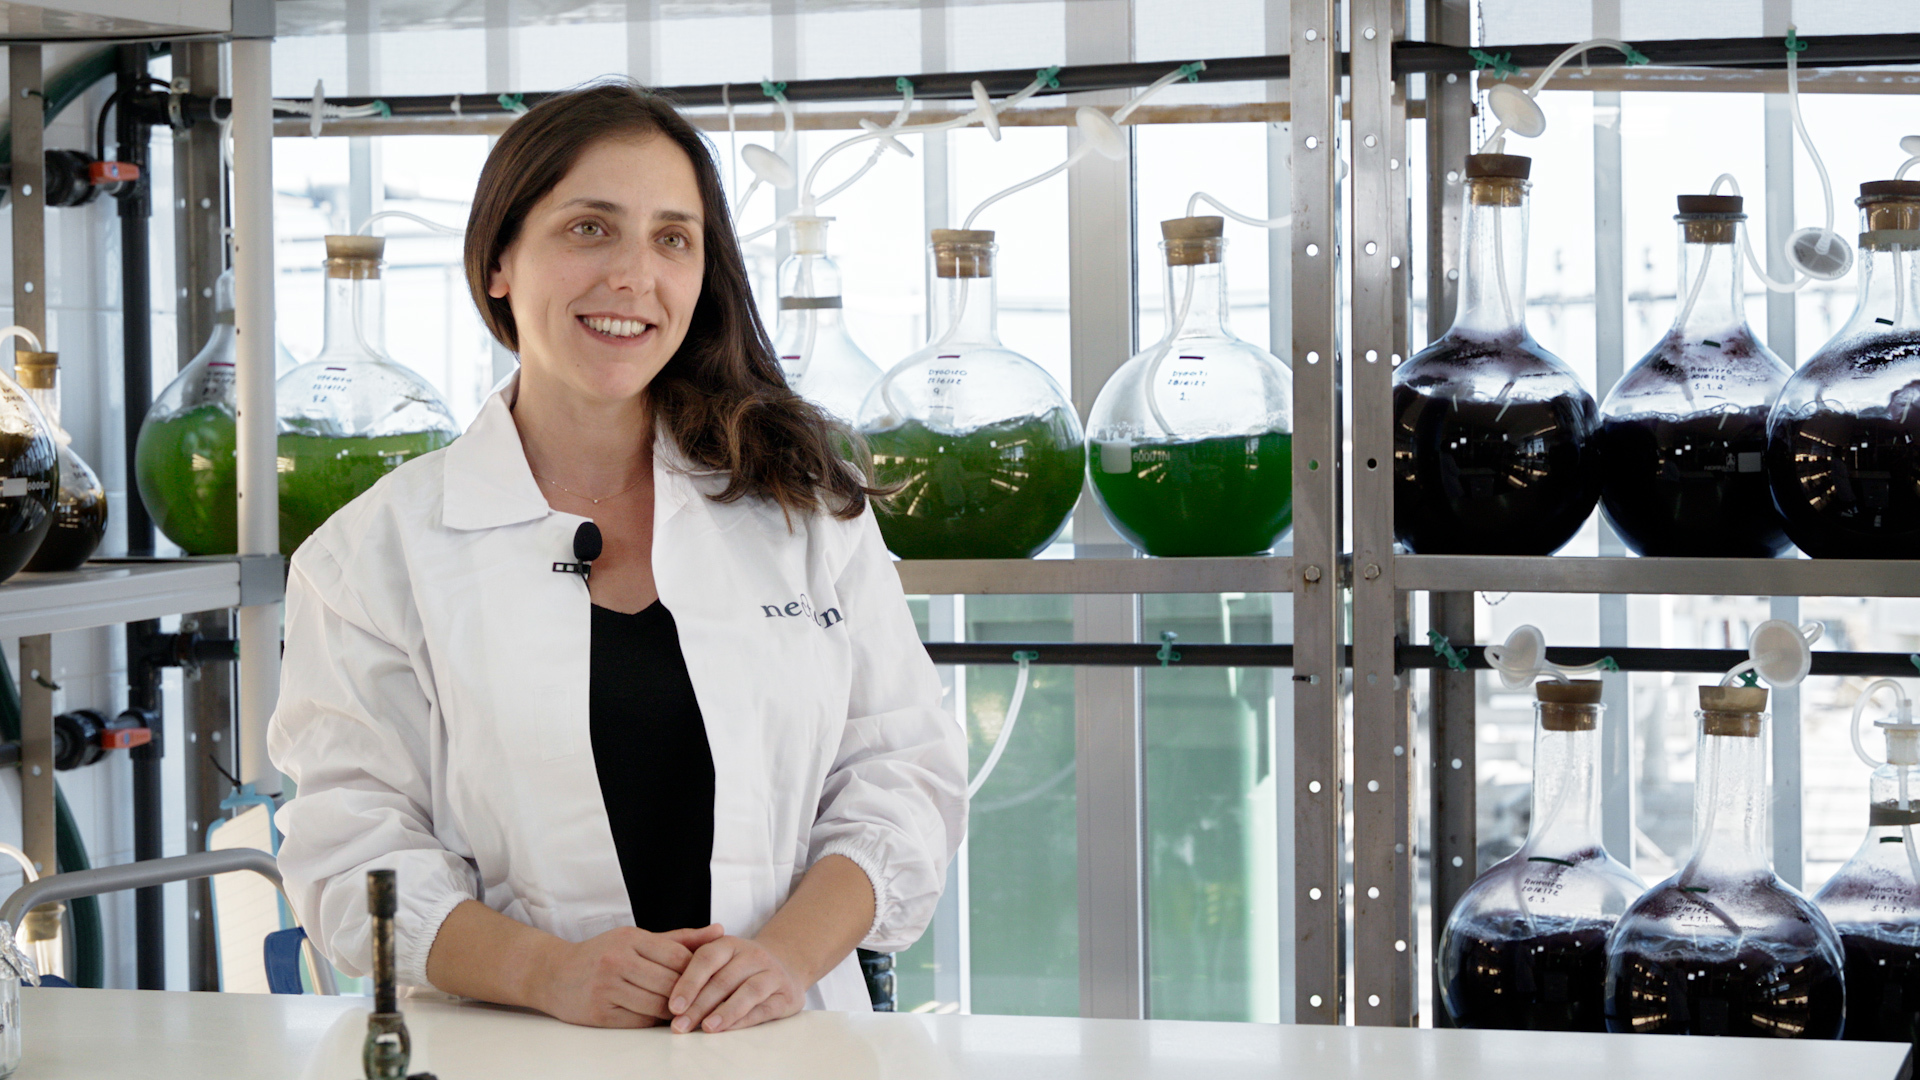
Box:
[489,133,706,405]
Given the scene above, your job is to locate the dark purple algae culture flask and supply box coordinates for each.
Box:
[1597,195,1792,557]
[1438,681,1644,1030]
[1605,686,1845,1038]
[1767,180,1920,558]
[1393,154,1600,555]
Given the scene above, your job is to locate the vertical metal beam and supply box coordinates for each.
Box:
[1424,0,1470,344]
[1263,0,1294,1024]
[1426,591,1475,1025]
[625,0,657,83]
[10,45,44,346]
[1590,0,1636,870]
[926,596,970,1011]
[232,33,282,791]
[1290,0,1344,1026]
[172,40,238,991]
[1350,0,1415,1027]
[1065,0,1143,1021]
[17,636,53,883]
[1422,0,1472,1027]
[1761,0,1804,891]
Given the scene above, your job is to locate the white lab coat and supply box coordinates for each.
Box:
[269,379,966,1012]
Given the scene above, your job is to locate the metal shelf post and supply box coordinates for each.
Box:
[1290,0,1345,1026]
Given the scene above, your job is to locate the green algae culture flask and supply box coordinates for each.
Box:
[857,229,1083,560]
[774,216,882,426]
[135,269,299,555]
[276,236,458,555]
[17,350,105,572]
[1086,216,1293,556]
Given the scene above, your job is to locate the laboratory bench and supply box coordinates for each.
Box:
[14,987,1911,1079]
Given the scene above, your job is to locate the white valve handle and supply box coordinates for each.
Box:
[1719,620,1822,688]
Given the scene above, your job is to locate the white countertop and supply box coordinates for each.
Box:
[15,987,1912,1079]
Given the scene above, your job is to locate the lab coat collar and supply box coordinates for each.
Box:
[441,371,715,532]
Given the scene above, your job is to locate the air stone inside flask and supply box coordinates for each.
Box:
[1437,680,1644,1031]
[857,229,1083,560]
[1604,685,1847,1039]
[1085,216,1294,557]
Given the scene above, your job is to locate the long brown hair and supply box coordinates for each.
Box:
[465,79,876,521]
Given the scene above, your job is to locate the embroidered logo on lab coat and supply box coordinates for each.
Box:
[761,592,843,629]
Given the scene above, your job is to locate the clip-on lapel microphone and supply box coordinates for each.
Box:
[552,521,602,581]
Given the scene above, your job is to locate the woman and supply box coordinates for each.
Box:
[269,82,965,1033]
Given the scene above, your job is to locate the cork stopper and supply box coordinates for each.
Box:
[13,350,55,390]
[1162,216,1225,266]
[325,234,385,280]
[1466,155,1529,207]
[1677,195,1743,244]
[931,229,994,279]
[1698,685,1768,738]
[1536,680,1603,731]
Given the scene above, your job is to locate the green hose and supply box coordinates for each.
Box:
[0,654,103,988]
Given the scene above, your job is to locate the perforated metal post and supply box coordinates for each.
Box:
[1289,0,1345,1025]
[1350,0,1417,1026]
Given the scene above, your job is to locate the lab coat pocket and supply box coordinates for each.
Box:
[531,682,582,761]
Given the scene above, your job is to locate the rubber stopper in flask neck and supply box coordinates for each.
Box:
[789,214,832,255]
[1699,684,1768,738]
[1536,679,1603,732]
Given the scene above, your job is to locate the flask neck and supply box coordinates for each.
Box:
[1161,257,1234,342]
[1523,721,1606,856]
[1448,180,1530,338]
[1686,722,1772,879]
[23,382,58,430]
[931,270,1000,348]
[1838,237,1920,337]
[318,275,387,360]
[1670,220,1749,340]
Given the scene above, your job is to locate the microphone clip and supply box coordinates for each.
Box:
[552,561,591,580]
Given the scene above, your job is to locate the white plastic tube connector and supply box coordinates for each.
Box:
[1850,679,1920,885]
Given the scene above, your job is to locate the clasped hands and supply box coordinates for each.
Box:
[531,922,807,1033]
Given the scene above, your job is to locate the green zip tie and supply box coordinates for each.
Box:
[1909,653,1920,676]
[1012,649,1039,664]
[1177,61,1206,83]
[1468,48,1522,80]
[1596,656,1621,673]
[760,79,788,99]
[1622,45,1650,66]
[371,99,391,118]
[1157,631,1182,667]
[1739,669,1760,688]
[1035,65,1062,89]
[496,92,526,114]
[1785,28,1808,54]
[1427,630,1469,672]
[895,76,914,96]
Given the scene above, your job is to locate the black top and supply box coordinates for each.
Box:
[589,601,715,932]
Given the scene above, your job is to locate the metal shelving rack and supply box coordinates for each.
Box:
[0,0,281,989]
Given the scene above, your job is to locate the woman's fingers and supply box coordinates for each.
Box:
[677,954,759,1032]
[660,923,725,950]
[700,970,780,1032]
[720,995,793,1034]
[667,938,740,1028]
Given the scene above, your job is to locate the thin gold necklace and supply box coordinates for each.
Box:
[532,470,647,505]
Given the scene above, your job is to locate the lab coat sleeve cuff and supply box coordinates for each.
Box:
[398,888,472,989]
[815,838,891,943]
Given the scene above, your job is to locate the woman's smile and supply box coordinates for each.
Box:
[578,313,660,344]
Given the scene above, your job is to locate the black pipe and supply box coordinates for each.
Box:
[925,641,1920,680]
[114,43,166,993]
[185,33,1920,124]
